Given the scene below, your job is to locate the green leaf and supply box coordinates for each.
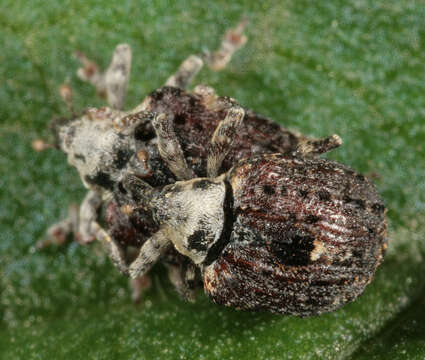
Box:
[1,1,424,359]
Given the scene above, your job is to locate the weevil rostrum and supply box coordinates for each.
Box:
[36,21,387,313]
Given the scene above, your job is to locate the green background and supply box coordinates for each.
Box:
[1,1,424,359]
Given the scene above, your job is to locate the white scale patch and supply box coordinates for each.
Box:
[165,180,226,264]
[319,221,351,235]
[310,241,326,261]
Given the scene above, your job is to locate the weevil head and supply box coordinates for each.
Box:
[55,109,153,193]
[124,175,228,264]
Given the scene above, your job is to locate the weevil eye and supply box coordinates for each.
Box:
[191,179,213,190]
[73,153,86,164]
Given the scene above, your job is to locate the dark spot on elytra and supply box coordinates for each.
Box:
[287,213,297,223]
[174,113,186,125]
[192,180,212,190]
[305,214,320,224]
[85,172,115,190]
[305,296,322,307]
[189,96,197,107]
[269,233,315,266]
[343,196,366,209]
[194,122,203,131]
[317,190,331,201]
[299,190,309,198]
[262,268,273,276]
[310,280,330,287]
[312,277,349,286]
[281,185,287,195]
[262,185,275,195]
[187,230,207,252]
[114,149,134,169]
[353,249,363,258]
[354,199,365,209]
[74,153,86,162]
[371,203,385,214]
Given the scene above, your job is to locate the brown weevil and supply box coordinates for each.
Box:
[38,21,342,301]
[107,111,387,316]
[36,21,387,310]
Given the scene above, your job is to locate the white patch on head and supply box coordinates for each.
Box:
[60,115,137,191]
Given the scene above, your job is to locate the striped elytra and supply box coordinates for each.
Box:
[203,154,387,316]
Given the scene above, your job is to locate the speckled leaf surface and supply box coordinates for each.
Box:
[1,1,424,359]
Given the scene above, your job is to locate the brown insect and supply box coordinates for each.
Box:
[36,21,386,312]
[112,110,387,315]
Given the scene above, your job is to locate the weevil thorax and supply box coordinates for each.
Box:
[152,177,227,264]
[57,108,138,193]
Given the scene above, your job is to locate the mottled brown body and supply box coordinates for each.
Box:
[106,86,302,249]
[105,201,158,248]
[98,86,305,295]
[130,86,300,186]
[203,154,387,315]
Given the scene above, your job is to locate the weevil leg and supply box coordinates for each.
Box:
[74,50,104,94]
[207,106,245,177]
[92,221,129,275]
[113,110,154,135]
[152,113,195,180]
[183,261,197,301]
[75,44,132,110]
[167,263,196,302]
[193,84,218,106]
[165,55,204,89]
[124,246,152,303]
[78,190,103,244]
[193,84,216,97]
[164,19,248,89]
[104,44,132,110]
[130,275,152,304]
[37,190,102,249]
[128,229,172,279]
[117,175,172,279]
[204,18,248,71]
[167,264,187,299]
[36,203,79,249]
[192,84,223,111]
[296,134,342,157]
